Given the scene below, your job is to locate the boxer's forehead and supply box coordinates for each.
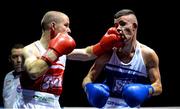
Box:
[114,14,137,25]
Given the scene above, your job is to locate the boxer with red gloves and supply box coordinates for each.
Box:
[15,11,78,109]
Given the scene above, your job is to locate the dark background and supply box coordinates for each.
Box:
[0,0,179,107]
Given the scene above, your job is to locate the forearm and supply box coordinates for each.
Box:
[148,69,162,96]
[82,77,93,88]
[25,59,49,79]
[68,27,123,60]
[68,46,97,61]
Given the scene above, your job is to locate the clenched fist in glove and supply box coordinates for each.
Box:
[84,83,110,108]
[42,33,76,65]
[122,83,154,108]
[92,27,124,56]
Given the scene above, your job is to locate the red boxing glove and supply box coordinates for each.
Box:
[42,33,76,65]
[92,27,124,56]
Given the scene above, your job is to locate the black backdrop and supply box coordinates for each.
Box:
[0,0,179,107]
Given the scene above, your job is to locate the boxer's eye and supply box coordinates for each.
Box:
[119,21,126,27]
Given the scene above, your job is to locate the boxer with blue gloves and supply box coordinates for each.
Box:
[82,9,162,109]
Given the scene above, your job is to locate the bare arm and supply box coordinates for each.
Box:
[23,46,49,79]
[146,49,162,96]
[82,54,109,88]
[67,46,97,61]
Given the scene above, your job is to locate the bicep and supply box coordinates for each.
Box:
[147,51,161,83]
[23,47,48,79]
[23,47,38,69]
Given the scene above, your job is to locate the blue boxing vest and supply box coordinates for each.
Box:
[103,42,148,98]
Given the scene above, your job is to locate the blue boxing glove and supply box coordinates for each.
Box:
[122,83,154,108]
[84,83,110,108]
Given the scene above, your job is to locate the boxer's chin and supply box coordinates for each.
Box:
[15,67,23,72]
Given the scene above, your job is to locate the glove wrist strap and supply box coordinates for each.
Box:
[41,49,58,66]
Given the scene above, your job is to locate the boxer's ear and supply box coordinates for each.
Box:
[50,22,56,38]
[133,23,138,29]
